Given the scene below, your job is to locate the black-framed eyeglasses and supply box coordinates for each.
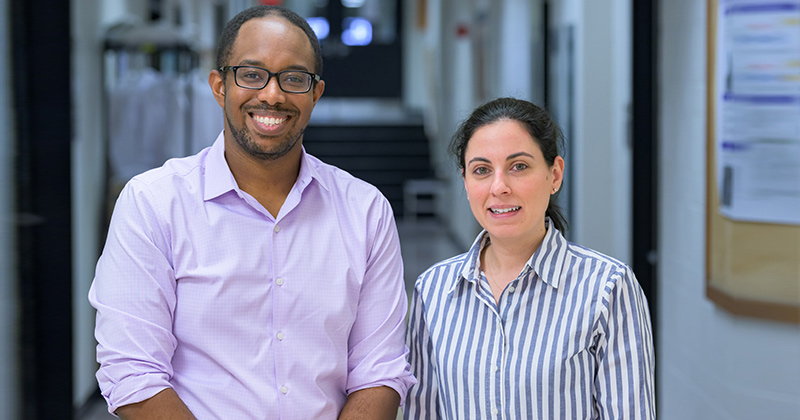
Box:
[219,65,321,94]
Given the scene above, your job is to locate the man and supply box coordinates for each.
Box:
[89,6,414,419]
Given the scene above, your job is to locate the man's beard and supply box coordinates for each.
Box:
[225,110,304,161]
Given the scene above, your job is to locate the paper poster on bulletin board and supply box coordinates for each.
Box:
[706,0,800,323]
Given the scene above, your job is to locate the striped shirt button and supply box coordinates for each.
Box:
[508,286,516,293]
[491,407,498,415]
[491,365,498,373]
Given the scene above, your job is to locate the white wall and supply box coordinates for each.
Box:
[658,1,800,418]
[495,0,533,100]
[572,0,631,262]
[402,0,425,111]
[544,0,631,263]
[0,0,20,417]
[429,0,482,248]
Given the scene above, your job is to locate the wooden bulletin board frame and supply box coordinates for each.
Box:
[706,0,800,324]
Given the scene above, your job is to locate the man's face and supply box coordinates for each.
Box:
[211,16,324,162]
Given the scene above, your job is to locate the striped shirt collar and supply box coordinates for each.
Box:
[448,217,568,294]
[203,131,330,201]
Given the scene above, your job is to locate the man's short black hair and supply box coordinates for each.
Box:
[216,5,323,77]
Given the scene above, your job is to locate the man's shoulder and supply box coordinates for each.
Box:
[120,152,208,211]
[305,153,384,199]
[131,151,207,189]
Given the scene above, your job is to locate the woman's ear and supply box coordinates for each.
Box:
[551,156,565,192]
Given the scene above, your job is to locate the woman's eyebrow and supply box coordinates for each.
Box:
[506,152,534,160]
[467,157,491,165]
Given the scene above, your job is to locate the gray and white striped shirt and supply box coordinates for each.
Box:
[404,221,655,419]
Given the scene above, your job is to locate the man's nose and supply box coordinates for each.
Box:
[256,75,286,105]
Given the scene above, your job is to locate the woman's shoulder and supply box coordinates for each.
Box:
[565,241,631,272]
[560,242,642,296]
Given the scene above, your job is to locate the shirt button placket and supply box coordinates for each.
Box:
[273,223,285,399]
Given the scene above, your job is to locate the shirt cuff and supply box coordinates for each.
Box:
[100,371,172,415]
[347,377,416,407]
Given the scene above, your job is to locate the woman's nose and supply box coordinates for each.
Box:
[490,173,511,195]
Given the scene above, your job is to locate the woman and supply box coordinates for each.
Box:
[404,98,655,419]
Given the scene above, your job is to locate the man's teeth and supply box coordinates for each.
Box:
[490,207,521,214]
[253,115,287,126]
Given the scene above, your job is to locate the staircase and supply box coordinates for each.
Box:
[302,99,433,217]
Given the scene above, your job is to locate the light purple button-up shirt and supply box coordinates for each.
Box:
[89,132,415,419]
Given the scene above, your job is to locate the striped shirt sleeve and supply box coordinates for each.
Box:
[593,265,656,419]
[404,281,440,420]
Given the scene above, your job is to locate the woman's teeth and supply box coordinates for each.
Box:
[490,206,521,214]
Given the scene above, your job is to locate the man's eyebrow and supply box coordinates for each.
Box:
[237,60,312,72]
[238,59,265,67]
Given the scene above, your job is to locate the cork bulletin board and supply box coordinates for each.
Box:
[705,0,800,323]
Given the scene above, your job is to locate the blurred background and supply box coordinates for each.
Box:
[1,0,798,418]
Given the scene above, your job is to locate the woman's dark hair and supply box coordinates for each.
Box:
[216,5,323,78]
[449,97,569,233]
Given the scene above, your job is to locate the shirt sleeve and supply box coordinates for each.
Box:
[88,180,179,414]
[593,266,656,419]
[403,282,440,420]
[344,196,417,404]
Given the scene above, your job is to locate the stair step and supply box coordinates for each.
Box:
[316,156,430,171]
[301,122,433,218]
[304,125,427,142]
[304,141,429,156]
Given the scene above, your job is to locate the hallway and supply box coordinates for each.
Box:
[3,1,799,418]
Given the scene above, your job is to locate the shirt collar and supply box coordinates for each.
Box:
[204,132,237,201]
[446,218,568,295]
[203,132,329,201]
[296,146,329,193]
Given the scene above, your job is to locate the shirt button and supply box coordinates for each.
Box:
[276,332,285,340]
[492,407,498,415]
[491,365,498,373]
[276,278,284,286]
[508,286,516,293]
[274,225,281,233]
[280,385,288,394]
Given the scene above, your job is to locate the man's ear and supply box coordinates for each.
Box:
[311,79,325,105]
[209,70,226,108]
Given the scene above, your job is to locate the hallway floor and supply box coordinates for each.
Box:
[80,217,461,420]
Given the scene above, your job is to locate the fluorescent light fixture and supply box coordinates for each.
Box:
[341,17,372,46]
[307,17,330,40]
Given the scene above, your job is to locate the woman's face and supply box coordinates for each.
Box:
[463,119,564,244]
